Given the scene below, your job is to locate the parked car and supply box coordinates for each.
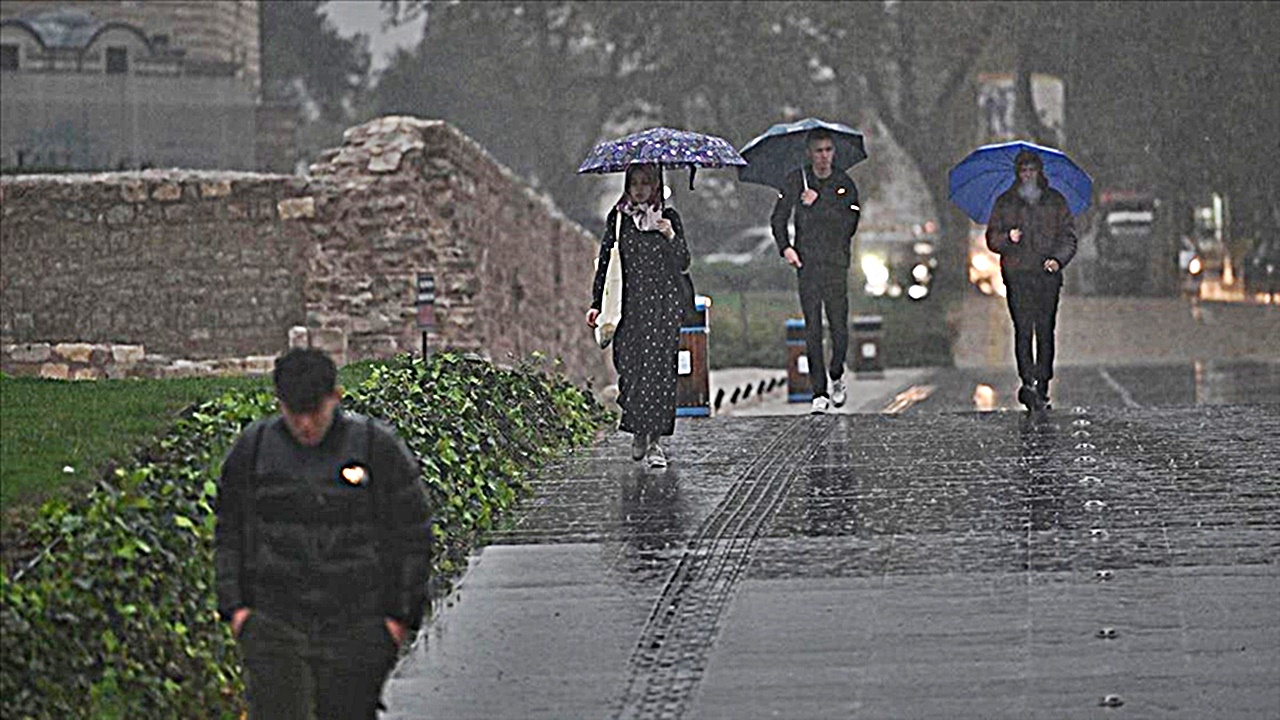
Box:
[1241,235,1280,297]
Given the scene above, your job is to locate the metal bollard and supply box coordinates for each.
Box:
[851,314,884,375]
[785,317,812,402]
[676,296,711,417]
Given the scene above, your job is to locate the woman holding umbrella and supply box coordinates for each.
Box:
[586,163,690,468]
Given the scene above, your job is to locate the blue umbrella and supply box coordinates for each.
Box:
[948,141,1093,224]
[577,127,746,188]
[737,117,867,191]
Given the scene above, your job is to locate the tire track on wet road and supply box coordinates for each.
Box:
[613,416,836,720]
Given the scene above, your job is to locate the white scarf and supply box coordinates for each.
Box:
[620,200,663,232]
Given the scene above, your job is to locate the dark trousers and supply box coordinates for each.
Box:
[238,610,399,720]
[1004,271,1063,386]
[797,263,849,398]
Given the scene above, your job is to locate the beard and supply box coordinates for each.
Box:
[1018,179,1042,204]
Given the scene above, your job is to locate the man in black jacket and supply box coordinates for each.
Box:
[215,348,431,719]
[985,150,1078,411]
[772,128,861,414]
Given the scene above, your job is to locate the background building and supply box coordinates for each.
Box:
[0,0,286,172]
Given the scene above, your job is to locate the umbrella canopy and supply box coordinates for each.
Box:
[737,117,867,191]
[577,127,747,175]
[948,141,1093,224]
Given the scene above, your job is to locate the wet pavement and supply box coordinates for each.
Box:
[383,293,1278,718]
[383,369,1279,718]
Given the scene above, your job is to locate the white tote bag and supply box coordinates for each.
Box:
[594,212,624,349]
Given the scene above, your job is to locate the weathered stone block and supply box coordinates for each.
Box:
[311,327,348,362]
[72,367,103,381]
[10,343,52,363]
[152,183,182,202]
[121,182,148,203]
[111,344,145,365]
[39,362,70,380]
[278,197,316,220]
[54,342,94,363]
[244,355,276,374]
[105,204,135,225]
[200,180,233,198]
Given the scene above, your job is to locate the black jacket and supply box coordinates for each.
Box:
[771,166,861,268]
[215,409,431,629]
[985,176,1078,275]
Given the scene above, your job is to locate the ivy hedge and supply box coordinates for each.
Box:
[1,353,609,718]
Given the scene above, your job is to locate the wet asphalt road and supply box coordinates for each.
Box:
[383,357,1279,719]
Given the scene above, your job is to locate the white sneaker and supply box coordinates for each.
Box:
[831,378,847,408]
[810,396,830,414]
[645,440,668,469]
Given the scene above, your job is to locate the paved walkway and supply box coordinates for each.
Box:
[382,294,1279,718]
[384,404,1278,719]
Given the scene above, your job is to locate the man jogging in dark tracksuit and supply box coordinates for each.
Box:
[216,348,431,719]
[772,128,862,414]
[985,149,1078,411]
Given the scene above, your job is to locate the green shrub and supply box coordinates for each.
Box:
[1,353,608,718]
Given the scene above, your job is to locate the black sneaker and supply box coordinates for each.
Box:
[1017,384,1039,411]
[1036,380,1052,410]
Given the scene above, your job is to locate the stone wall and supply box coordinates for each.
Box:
[0,117,607,386]
[0,170,308,359]
[296,117,601,382]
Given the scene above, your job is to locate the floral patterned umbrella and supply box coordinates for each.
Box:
[577,127,746,187]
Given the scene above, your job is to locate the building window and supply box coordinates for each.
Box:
[0,44,18,71]
[106,46,128,74]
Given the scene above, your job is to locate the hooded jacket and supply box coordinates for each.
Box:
[215,409,431,630]
[985,168,1078,275]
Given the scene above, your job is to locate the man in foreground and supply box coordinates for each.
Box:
[215,348,432,719]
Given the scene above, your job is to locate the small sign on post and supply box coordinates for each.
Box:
[416,273,435,360]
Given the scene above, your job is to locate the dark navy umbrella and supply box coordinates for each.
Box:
[577,127,746,189]
[737,117,867,191]
[948,141,1093,224]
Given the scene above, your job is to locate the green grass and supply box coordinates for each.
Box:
[0,364,386,512]
[704,289,956,370]
[0,364,382,512]
[0,374,268,511]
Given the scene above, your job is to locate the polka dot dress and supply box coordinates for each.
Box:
[593,207,690,438]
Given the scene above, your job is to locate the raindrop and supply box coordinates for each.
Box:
[1095,569,1114,581]
[1073,407,1089,415]
[1096,627,1119,639]
[1073,430,1092,438]
[1075,456,1098,464]
[1073,419,1092,427]
[1085,499,1107,511]
[1078,476,1103,487]
[1099,694,1125,707]
[1089,528,1109,540]
[1075,443,1096,451]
